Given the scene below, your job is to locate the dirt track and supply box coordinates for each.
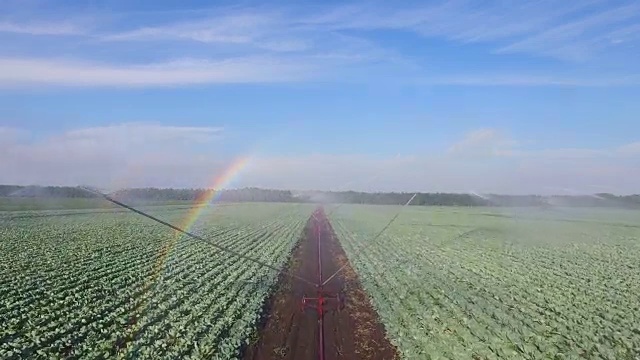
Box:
[244,207,398,360]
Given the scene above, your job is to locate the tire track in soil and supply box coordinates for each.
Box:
[244,207,399,360]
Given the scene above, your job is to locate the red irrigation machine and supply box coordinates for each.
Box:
[80,187,415,360]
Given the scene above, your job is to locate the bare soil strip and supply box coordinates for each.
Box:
[244,207,398,360]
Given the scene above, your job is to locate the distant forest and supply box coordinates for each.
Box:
[1,185,639,208]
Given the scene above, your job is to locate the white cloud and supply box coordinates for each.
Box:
[94,2,640,86]
[447,128,518,158]
[0,21,82,35]
[94,1,640,65]
[1,3,639,88]
[497,3,640,60]
[3,123,223,163]
[617,142,640,155]
[602,23,640,45]
[2,125,639,194]
[0,123,225,189]
[0,126,26,142]
[524,148,609,159]
[101,10,313,53]
[260,39,310,52]
[426,74,640,87]
[2,123,223,156]
[102,12,271,44]
[0,57,315,87]
[1,56,635,88]
[63,123,222,143]
[300,0,638,60]
[241,151,640,195]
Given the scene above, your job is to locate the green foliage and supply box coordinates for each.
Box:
[0,197,117,211]
[3,184,639,208]
[330,205,640,360]
[0,203,313,359]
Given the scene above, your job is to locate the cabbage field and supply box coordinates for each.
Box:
[0,203,313,359]
[329,205,640,359]
[2,202,640,359]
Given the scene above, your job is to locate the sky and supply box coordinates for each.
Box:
[0,0,639,194]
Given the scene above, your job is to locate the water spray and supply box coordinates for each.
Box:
[321,193,417,287]
[78,186,416,360]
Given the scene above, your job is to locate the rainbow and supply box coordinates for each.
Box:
[176,156,252,233]
[154,155,252,278]
[124,156,253,353]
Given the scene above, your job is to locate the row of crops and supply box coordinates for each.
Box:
[0,203,313,359]
[329,205,640,360]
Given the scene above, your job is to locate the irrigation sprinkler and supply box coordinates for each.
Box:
[301,208,345,360]
[301,195,416,360]
[78,186,415,360]
[321,193,417,287]
[77,187,317,287]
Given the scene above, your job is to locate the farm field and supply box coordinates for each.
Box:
[328,205,640,359]
[0,202,313,359]
[3,201,640,359]
[0,196,196,211]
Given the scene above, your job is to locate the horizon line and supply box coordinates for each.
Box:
[1,184,638,198]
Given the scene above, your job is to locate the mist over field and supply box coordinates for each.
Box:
[2,126,639,195]
[1,185,639,211]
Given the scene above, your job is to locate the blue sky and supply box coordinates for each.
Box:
[0,0,639,194]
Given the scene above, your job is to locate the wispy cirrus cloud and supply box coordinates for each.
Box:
[298,0,639,60]
[1,1,639,87]
[0,56,316,86]
[426,73,640,87]
[0,20,83,35]
[99,8,365,56]
[62,123,223,144]
[101,12,271,44]
[3,55,637,88]
[98,1,640,61]
[497,2,640,60]
[3,123,223,156]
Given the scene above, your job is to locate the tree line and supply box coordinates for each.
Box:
[1,185,639,208]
